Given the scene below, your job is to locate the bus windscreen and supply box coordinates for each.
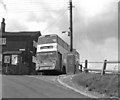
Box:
[37,52,57,62]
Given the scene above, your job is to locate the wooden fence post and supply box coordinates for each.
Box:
[79,64,82,72]
[84,60,88,73]
[101,60,107,75]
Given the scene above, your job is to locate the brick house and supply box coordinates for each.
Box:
[1,18,41,74]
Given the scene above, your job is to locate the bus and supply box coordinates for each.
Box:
[36,34,80,74]
[36,34,70,74]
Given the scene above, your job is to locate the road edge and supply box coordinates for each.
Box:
[57,75,98,98]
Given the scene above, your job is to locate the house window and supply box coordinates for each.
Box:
[0,38,6,45]
[12,55,18,65]
[4,56,10,63]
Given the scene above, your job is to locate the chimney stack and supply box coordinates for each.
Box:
[1,18,6,33]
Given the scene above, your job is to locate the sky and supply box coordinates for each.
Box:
[0,0,119,69]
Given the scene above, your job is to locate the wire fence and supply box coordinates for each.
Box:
[79,60,120,75]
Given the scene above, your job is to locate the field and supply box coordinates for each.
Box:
[72,72,119,97]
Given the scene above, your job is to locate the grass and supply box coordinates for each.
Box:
[72,72,119,97]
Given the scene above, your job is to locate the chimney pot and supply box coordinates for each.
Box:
[1,18,6,33]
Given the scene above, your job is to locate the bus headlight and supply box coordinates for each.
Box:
[53,63,55,66]
[35,66,39,70]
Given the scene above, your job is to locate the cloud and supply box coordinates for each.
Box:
[26,0,69,32]
[0,0,7,12]
[6,19,28,31]
[80,37,118,70]
[0,0,118,64]
[74,0,117,43]
[82,13,117,43]
[78,37,118,62]
[72,1,118,63]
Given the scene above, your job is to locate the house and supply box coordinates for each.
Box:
[1,18,41,74]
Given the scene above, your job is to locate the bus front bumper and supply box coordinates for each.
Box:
[36,65,55,71]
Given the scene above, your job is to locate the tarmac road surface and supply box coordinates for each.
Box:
[2,75,87,98]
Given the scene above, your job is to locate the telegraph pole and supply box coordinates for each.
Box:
[69,0,73,52]
[62,0,73,52]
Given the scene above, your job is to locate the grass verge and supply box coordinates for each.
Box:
[72,72,119,98]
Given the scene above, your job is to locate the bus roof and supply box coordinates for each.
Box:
[38,34,57,39]
[38,34,70,51]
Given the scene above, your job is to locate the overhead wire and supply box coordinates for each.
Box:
[2,0,69,33]
[3,1,68,13]
[42,9,68,33]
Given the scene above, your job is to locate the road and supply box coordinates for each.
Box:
[2,75,87,98]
